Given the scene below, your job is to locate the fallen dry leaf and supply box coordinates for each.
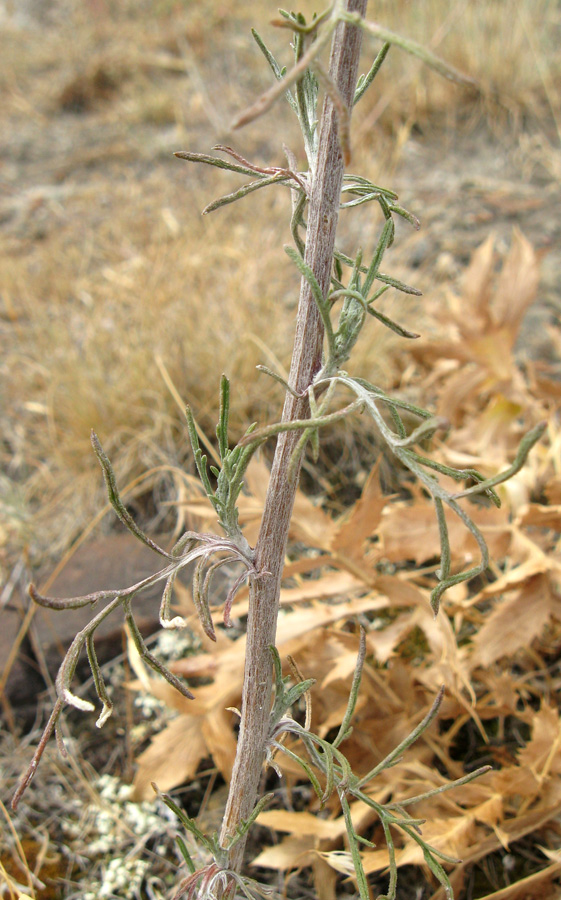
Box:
[329,462,386,557]
[379,500,510,568]
[470,574,554,669]
[517,704,561,777]
[473,864,561,900]
[491,229,540,334]
[257,810,341,840]
[251,835,315,870]
[132,715,207,800]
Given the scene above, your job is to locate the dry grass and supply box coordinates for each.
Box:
[357,0,561,134]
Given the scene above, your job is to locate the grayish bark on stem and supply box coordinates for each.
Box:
[219,0,368,870]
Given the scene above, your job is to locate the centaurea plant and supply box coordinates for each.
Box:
[14,3,544,898]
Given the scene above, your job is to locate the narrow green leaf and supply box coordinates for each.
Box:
[283,679,317,710]
[251,28,289,83]
[274,742,324,803]
[270,644,284,688]
[86,632,113,728]
[387,765,492,810]
[451,421,546,500]
[340,191,384,209]
[232,16,336,130]
[152,783,213,854]
[218,376,230,459]
[192,555,216,642]
[342,174,398,199]
[349,377,432,419]
[203,173,291,215]
[185,407,219,511]
[284,245,327,312]
[354,42,391,105]
[429,496,489,614]
[379,816,398,900]
[389,203,421,230]
[422,846,455,898]
[374,270,422,296]
[174,149,261,178]
[238,400,364,450]
[411,453,502,506]
[344,15,478,89]
[340,793,371,900]
[125,605,195,698]
[366,304,420,339]
[224,792,274,849]
[434,497,451,582]
[363,219,394,296]
[91,432,172,559]
[175,835,196,874]
[256,364,301,398]
[387,403,407,439]
[358,687,444,786]
[333,629,366,748]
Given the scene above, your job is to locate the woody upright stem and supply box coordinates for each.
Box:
[219,0,368,872]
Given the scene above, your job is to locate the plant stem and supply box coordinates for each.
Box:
[219,0,368,870]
